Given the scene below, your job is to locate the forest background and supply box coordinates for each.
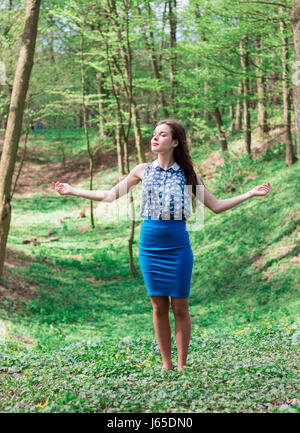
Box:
[0,0,299,413]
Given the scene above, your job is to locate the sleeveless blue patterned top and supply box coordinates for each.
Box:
[140,159,192,220]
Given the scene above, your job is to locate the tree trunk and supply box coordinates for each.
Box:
[131,99,144,164]
[137,2,169,118]
[240,38,251,154]
[110,1,144,165]
[106,0,139,276]
[123,3,139,277]
[102,37,127,176]
[128,189,139,277]
[80,29,95,229]
[0,0,41,279]
[235,81,243,132]
[280,7,297,166]
[203,81,209,121]
[115,116,124,175]
[213,107,228,152]
[291,0,300,167]
[1,117,6,130]
[168,0,177,112]
[1,1,14,134]
[96,71,106,140]
[229,104,235,132]
[255,37,269,136]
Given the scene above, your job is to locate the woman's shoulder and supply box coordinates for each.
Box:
[134,162,150,181]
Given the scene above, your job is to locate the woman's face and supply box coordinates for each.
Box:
[151,124,178,153]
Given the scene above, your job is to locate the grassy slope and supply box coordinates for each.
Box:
[0,127,299,413]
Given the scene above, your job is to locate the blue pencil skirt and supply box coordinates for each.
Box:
[138,219,194,298]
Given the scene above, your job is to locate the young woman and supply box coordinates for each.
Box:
[52,118,270,371]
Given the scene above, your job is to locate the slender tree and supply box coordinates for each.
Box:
[168,0,177,112]
[255,36,269,136]
[106,0,144,165]
[213,107,228,151]
[235,81,243,132]
[240,37,251,154]
[94,1,139,276]
[0,0,41,279]
[80,28,95,228]
[136,1,169,118]
[96,71,106,140]
[290,0,300,166]
[279,6,297,166]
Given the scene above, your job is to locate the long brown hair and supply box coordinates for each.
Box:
[154,118,205,212]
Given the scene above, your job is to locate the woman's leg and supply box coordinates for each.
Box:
[171,297,191,371]
[150,296,173,370]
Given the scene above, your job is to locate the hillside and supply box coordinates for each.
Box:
[0,127,299,413]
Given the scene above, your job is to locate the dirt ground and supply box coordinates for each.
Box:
[1,248,37,303]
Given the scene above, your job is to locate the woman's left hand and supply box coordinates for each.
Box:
[249,182,271,197]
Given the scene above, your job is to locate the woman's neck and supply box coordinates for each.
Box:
[157,154,175,170]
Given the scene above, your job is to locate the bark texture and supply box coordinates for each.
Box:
[0,0,41,278]
[291,0,300,166]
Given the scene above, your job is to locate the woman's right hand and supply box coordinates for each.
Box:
[52,181,74,196]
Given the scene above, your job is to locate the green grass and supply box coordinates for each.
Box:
[25,128,115,163]
[0,130,299,413]
[0,323,298,413]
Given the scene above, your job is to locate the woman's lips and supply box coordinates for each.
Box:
[152,142,159,146]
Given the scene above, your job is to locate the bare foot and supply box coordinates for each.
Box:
[162,364,174,371]
[177,365,188,371]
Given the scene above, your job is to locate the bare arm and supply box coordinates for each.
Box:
[195,175,271,214]
[52,163,146,202]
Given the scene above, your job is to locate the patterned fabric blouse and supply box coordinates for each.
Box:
[140,159,192,220]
